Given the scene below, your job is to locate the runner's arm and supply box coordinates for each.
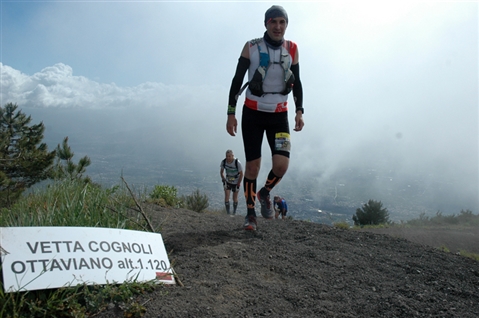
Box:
[220,167,226,184]
[237,170,244,189]
[228,56,250,111]
[291,63,303,114]
[227,45,250,136]
[291,62,304,132]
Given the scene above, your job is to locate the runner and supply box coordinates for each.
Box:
[220,150,243,215]
[273,195,288,220]
[226,5,304,230]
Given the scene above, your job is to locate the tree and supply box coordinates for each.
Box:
[183,189,209,213]
[0,103,56,206]
[52,136,91,182]
[352,199,390,226]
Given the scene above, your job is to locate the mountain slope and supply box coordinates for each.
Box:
[98,206,479,318]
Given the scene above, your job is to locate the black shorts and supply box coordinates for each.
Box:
[241,106,291,162]
[225,183,238,192]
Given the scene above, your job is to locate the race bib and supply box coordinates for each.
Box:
[275,132,291,152]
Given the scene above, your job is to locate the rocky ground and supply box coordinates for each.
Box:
[98,205,479,317]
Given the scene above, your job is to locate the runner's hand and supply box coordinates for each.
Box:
[226,115,237,136]
[294,112,304,132]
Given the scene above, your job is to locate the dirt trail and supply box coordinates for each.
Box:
[98,206,479,318]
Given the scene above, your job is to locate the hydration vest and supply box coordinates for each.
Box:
[222,158,238,171]
[248,38,295,97]
[222,158,240,182]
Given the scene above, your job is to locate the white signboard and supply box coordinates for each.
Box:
[0,227,175,292]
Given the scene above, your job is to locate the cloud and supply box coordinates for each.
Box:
[1,61,244,177]
[1,62,217,110]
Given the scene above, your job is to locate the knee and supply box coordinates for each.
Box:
[272,155,289,177]
[245,162,260,178]
[273,164,288,177]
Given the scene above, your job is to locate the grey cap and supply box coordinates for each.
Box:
[264,5,288,26]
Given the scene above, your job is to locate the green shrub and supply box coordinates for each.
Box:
[352,199,390,226]
[459,250,479,261]
[406,212,429,226]
[149,185,183,207]
[430,210,461,225]
[183,189,209,213]
[456,209,479,225]
[438,245,450,253]
[333,221,350,230]
[407,209,479,227]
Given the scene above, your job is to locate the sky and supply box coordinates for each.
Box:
[1,1,478,213]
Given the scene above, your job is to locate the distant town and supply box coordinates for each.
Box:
[81,150,477,226]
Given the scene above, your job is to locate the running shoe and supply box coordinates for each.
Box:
[257,189,274,219]
[243,215,257,231]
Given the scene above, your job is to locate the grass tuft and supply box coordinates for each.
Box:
[333,221,350,230]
